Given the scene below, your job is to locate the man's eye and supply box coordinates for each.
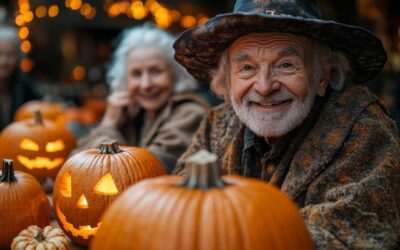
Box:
[239,64,254,72]
[279,62,295,69]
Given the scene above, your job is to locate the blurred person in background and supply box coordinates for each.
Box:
[74,24,210,173]
[0,24,41,130]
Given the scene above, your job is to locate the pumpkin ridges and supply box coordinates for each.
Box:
[223,176,314,249]
[5,171,50,226]
[223,182,264,249]
[54,144,166,247]
[11,225,69,250]
[95,181,150,248]
[115,147,166,182]
[174,187,203,250]
[147,184,201,250]
[0,161,50,249]
[208,190,242,250]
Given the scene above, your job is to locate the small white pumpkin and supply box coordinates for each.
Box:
[11,225,69,250]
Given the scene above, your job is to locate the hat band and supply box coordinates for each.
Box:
[234,2,320,19]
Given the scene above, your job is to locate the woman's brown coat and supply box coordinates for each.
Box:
[75,93,210,172]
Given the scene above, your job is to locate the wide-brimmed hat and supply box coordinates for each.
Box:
[173,0,387,83]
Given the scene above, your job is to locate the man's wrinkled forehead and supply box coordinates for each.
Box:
[228,32,313,60]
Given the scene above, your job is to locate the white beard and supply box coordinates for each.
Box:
[231,85,317,138]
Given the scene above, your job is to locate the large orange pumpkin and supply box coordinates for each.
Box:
[53,141,166,247]
[0,159,50,249]
[14,100,66,126]
[0,111,76,182]
[91,150,314,250]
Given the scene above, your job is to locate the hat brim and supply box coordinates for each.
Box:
[173,12,387,83]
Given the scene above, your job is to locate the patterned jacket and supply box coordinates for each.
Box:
[175,85,400,249]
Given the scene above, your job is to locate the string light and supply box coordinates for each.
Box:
[72,66,86,81]
[18,26,29,39]
[48,5,59,17]
[17,0,208,29]
[14,0,209,63]
[35,5,47,18]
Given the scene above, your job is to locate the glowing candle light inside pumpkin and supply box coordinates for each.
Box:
[93,173,118,195]
[77,194,89,209]
[46,139,65,152]
[20,138,39,151]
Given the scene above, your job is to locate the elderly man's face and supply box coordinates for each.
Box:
[228,32,327,139]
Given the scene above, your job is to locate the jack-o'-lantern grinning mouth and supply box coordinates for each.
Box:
[17,155,64,170]
[55,204,102,239]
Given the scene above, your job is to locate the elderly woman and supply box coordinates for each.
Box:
[76,24,210,172]
[0,25,40,130]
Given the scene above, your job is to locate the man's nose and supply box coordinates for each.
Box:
[253,67,280,95]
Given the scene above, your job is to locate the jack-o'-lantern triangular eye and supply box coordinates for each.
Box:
[59,172,72,197]
[93,173,118,195]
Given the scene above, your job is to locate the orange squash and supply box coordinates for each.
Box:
[0,160,50,249]
[14,100,66,126]
[0,111,76,182]
[91,150,314,250]
[53,141,166,246]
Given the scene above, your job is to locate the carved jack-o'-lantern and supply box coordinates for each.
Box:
[0,111,76,182]
[53,141,166,246]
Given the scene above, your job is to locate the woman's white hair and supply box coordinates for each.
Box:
[210,37,352,101]
[0,25,21,57]
[107,23,197,93]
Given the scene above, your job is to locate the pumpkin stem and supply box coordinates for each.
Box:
[176,149,227,190]
[99,140,123,154]
[34,110,43,125]
[0,159,17,183]
[35,228,44,242]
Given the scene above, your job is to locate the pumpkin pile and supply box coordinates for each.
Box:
[53,140,166,246]
[0,111,76,182]
[91,150,313,250]
[0,159,50,249]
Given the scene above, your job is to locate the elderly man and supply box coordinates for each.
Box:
[173,0,400,248]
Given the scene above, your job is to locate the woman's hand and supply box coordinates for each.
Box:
[100,90,137,128]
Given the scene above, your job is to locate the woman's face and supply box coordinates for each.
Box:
[0,39,18,81]
[126,47,175,114]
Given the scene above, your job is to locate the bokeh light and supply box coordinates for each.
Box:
[72,66,86,81]
[18,26,29,39]
[35,6,47,18]
[48,5,59,17]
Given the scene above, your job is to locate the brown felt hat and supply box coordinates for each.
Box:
[173,0,387,84]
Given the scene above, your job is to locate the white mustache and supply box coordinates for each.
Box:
[242,89,295,104]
